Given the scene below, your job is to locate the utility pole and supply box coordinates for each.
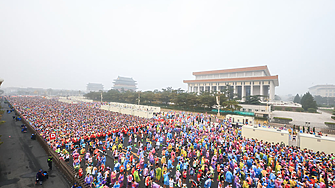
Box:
[138,91,141,105]
[100,91,103,103]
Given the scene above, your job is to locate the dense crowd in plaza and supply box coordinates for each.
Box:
[7,96,335,188]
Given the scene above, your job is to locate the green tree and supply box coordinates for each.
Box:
[293,94,301,104]
[171,92,188,108]
[186,92,199,110]
[222,99,241,112]
[124,90,137,104]
[161,87,173,105]
[198,92,216,110]
[141,91,155,105]
[300,92,317,111]
[244,95,261,105]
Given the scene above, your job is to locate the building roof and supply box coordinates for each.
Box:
[113,85,137,88]
[192,65,270,76]
[308,85,335,89]
[183,75,279,86]
[87,83,103,86]
[114,76,136,82]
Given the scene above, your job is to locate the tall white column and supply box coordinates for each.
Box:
[250,82,254,96]
[241,82,245,102]
[260,81,264,102]
[233,83,237,99]
[209,83,212,93]
[216,83,219,92]
[198,85,200,94]
[270,81,275,102]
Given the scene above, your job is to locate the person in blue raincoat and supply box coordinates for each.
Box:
[167,159,173,169]
[163,172,170,188]
[204,177,213,188]
[225,170,233,184]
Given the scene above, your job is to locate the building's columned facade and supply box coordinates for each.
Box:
[183,66,279,102]
[309,85,335,97]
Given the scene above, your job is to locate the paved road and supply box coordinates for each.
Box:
[272,110,334,128]
[0,99,70,188]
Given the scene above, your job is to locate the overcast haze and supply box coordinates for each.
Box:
[0,0,334,95]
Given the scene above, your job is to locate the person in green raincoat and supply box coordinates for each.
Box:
[156,166,162,182]
[133,170,141,183]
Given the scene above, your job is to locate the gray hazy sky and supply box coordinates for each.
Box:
[0,0,334,95]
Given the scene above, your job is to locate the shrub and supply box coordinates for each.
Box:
[332,116,335,120]
[274,106,282,111]
[332,112,335,115]
[273,117,293,121]
[325,122,335,125]
[255,116,268,120]
[295,107,304,112]
[307,108,317,113]
[285,107,293,111]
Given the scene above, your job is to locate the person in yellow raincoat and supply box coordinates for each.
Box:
[112,144,116,152]
[161,156,166,165]
[275,161,281,173]
[242,180,249,188]
[168,144,172,153]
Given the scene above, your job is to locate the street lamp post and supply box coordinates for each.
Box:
[216,91,221,116]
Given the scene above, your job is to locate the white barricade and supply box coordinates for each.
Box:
[242,126,289,145]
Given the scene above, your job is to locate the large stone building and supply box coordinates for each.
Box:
[86,83,104,92]
[309,85,335,97]
[183,66,279,102]
[112,76,137,91]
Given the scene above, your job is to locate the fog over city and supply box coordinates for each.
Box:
[0,0,334,96]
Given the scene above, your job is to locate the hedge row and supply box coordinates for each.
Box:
[331,116,335,120]
[325,122,335,125]
[273,117,293,121]
[255,116,268,120]
[296,107,304,112]
[308,108,317,113]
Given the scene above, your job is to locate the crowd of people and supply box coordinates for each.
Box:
[7,96,335,188]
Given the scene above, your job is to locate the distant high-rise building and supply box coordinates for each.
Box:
[87,83,104,92]
[309,85,335,97]
[112,76,137,91]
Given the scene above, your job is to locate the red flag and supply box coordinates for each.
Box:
[50,133,56,140]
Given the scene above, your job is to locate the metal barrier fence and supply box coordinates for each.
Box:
[7,100,88,188]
